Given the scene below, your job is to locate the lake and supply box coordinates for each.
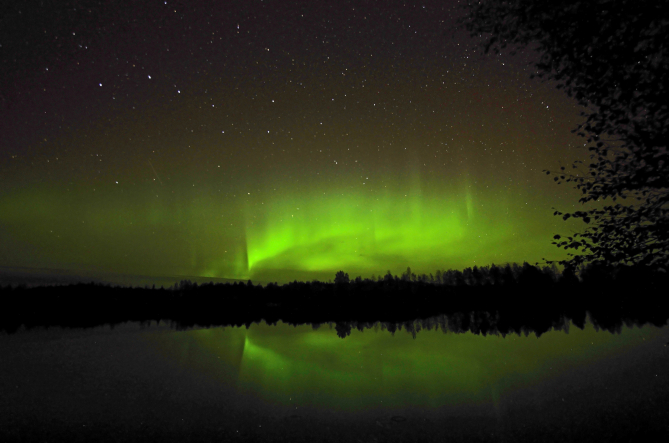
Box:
[1,317,668,442]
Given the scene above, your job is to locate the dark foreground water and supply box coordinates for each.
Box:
[1,318,668,442]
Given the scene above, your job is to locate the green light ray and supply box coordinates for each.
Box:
[245,192,467,275]
[0,169,569,282]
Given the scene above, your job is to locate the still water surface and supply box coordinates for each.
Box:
[1,319,668,442]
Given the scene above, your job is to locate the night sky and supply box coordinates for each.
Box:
[1,0,588,284]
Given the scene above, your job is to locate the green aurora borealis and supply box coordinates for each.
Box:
[0,0,589,284]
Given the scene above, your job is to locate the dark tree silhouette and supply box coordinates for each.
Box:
[335,321,352,338]
[463,0,669,270]
[2,261,668,335]
[334,270,350,285]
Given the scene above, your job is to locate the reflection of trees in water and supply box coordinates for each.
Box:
[333,304,668,338]
[332,312,589,339]
[1,262,667,336]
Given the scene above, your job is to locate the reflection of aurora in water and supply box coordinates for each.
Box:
[168,318,668,425]
[2,319,667,442]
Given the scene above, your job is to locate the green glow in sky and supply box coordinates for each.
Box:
[0,0,589,285]
[245,189,467,274]
[0,167,574,283]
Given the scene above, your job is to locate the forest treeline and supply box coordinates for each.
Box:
[1,262,667,336]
